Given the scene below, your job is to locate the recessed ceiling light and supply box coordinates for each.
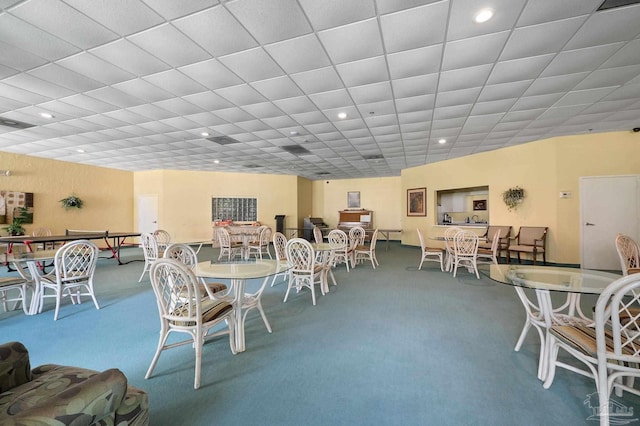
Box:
[76,149,85,153]
[290,131,298,136]
[438,139,447,144]
[338,112,347,119]
[201,132,209,137]
[474,8,494,23]
[39,112,54,119]
[213,159,220,164]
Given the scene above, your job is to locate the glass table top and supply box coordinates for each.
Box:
[480,264,622,294]
[196,259,289,279]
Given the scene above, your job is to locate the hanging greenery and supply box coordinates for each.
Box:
[59,194,84,210]
[503,186,525,211]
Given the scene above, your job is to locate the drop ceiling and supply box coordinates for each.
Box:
[1,0,639,180]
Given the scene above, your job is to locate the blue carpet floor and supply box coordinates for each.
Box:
[2,243,638,425]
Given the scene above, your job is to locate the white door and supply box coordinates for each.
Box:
[137,195,158,234]
[580,175,639,270]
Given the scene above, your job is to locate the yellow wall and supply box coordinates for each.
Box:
[311,177,402,229]
[0,152,133,236]
[133,170,301,241]
[401,131,640,263]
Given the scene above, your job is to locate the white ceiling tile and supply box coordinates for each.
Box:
[376,0,441,15]
[387,44,442,79]
[178,59,243,90]
[112,78,173,103]
[64,0,164,36]
[518,0,599,27]
[128,24,211,68]
[215,84,267,106]
[392,74,438,98]
[349,82,393,104]
[242,102,285,119]
[142,0,219,21]
[264,34,331,75]
[126,104,178,121]
[212,107,254,123]
[395,94,435,113]
[380,2,448,53]
[182,91,234,110]
[0,14,80,61]
[251,76,303,101]
[309,89,353,110]
[447,0,526,41]
[500,17,587,61]
[565,6,640,50]
[28,63,103,92]
[290,67,344,94]
[91,39,171,76]
[540,43,625,77]
[143,70,206,97]
[4,73,73,99]
[600,39,640,68]
[152,97,204,115]
[553,87,617,107]
[479,80,533,102]
[0,39,47,71]
[299,0,375,31]
[358,100,397,118]
[336,56,389,87]
[522,73,588,97]
[226,0,312,44]
[273,96,318,115]
[471,99,517,115]
[510,93,564,111]
[57,52,134,85]
[438,64,492,92]
[433,104,473,120]
[318,18,383,65]
[219,48,284,82]
[60,93,119,113]
[487,54,554,85]
[11,0,118,49]
[442,31,510,71]
[173,5,258,57]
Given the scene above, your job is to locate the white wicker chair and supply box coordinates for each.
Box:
[348,226,366,268]
[476,229,501,266]
[354,229,379,269]
[328,229,350,272]
[417,228,443,271]
[217,227,244,261]
[443,227,462,272]
[247,226,272,259]
[452,230,480,279]
[138,232,158,282]
[543,274,640,426]
[163,243,229,299]
[152,229,171,256]
[146,258,235,390]
[271,232,289,287]
[40,240,100,320]
[284,238,323,306]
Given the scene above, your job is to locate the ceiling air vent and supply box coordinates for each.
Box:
[0,116,35,129]
[243,164,261,169]
[280,145,311,155]
[598,0,640,10]
[316,172,331,176]
[363,154,384,160]
[207,135,241,145]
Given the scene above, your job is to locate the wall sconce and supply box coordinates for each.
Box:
[0,170,11,176]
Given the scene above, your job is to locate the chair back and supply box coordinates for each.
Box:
[286,238,315,274]
[516,226,547,246]
[444,226,461,254]
[615,234,640,275]
[140,232,158,262]
[369,229,379,250]
[272,232,287,261]
[417,228,427,251]
[32,227,51,237]
[54,240,99,284]
[149,258,203,325]
[153,229,171,251]
[453,230,479,257]
[328,229,348,248]
[485,226,511,247]
[595,273,640,363]
[313,226,323,244]
[163,243,198,268]
[348,226,366,248]
[260,227,272,245]
[217,227,232,248]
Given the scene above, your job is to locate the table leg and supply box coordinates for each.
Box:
[23,261,44,315]
[231,278,246,352]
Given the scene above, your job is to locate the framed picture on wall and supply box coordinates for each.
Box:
[407,187,426,216]
[473,200,487,210]
[347,191,361,209]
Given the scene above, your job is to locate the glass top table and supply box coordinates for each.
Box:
[480,264,621,381]
[481,264,621,294]
[195,259,290,352]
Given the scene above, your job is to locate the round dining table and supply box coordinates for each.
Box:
[481,263,621,381]
[195,259,290,352]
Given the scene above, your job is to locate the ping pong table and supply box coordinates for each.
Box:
[0,230,141,265]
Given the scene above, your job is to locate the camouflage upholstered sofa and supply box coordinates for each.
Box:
[0,341,149,425]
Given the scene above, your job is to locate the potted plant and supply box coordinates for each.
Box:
[503,186,525,211]
[60,194,83,210]
[3,206,30,236]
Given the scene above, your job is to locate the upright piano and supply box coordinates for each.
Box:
[337,210,373,231]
